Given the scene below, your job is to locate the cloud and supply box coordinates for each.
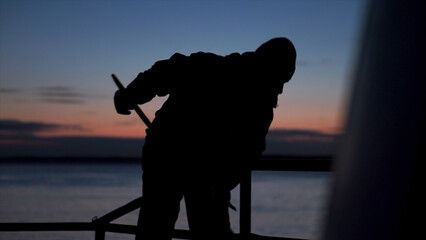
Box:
[0,136,144,158]
[39,86,85,104]
[0,88,20,94]
[265,129,339,156]
[114,120,139,126]
[267,129,336,142]
[0,119,88,138]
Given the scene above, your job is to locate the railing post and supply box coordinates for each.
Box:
[240,169,252,239]
[95,228,105,240]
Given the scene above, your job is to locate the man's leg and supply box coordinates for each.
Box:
[136,170,183,240]
[184,183,234,240]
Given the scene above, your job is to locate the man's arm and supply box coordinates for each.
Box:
[114,53,187,115]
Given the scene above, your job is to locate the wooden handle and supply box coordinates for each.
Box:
[112,74,152,128]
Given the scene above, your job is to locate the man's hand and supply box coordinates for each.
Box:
[114,89,133,115]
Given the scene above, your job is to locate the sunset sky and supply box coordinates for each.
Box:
[0,0,365,157]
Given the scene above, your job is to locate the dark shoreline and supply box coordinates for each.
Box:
[0,156,141,164]
[0,155,333,164]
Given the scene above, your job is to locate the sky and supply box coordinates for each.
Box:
[0,0,365,157]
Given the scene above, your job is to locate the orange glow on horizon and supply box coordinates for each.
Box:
[1,88,344,139]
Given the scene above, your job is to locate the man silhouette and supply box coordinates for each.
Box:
[114,37,296,240]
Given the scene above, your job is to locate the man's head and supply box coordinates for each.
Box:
[255,37,296,93]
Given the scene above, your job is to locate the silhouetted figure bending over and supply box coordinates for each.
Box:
[114,37,296,240]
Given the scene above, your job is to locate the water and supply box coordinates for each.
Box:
[0,162,332,240]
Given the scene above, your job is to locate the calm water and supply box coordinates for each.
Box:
[0,162,332,240]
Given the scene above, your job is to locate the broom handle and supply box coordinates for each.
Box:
[112,74,152,128]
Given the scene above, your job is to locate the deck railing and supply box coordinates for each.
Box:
[0,156,332,240]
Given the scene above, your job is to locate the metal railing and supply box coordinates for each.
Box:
[0,156,332,240]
